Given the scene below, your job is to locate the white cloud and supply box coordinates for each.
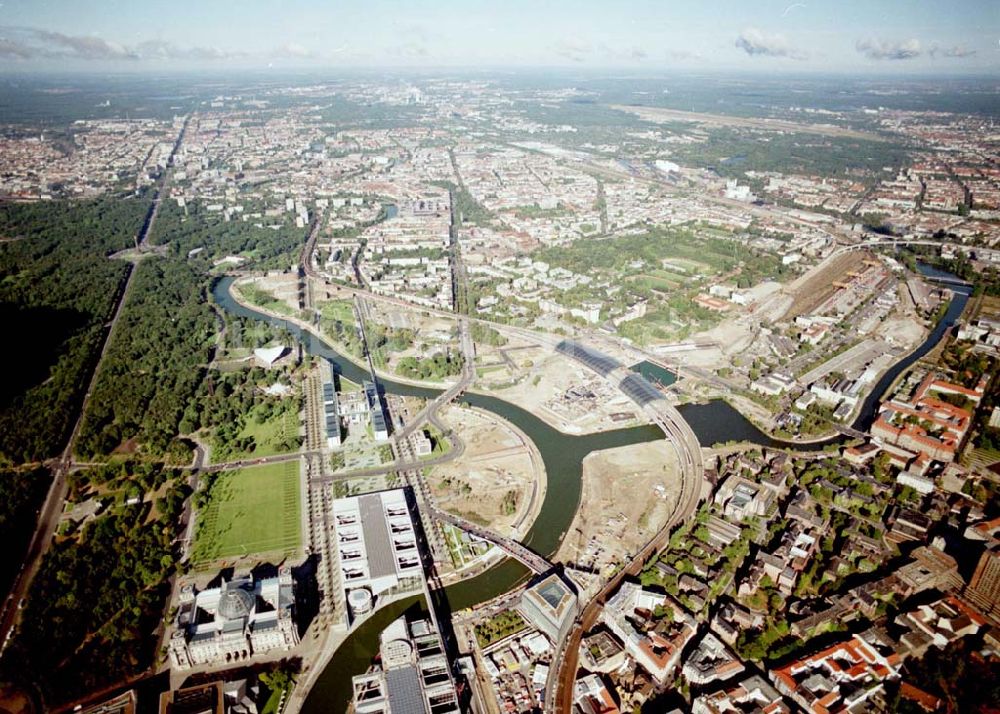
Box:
[735,28,806,60]
[855,37,922,60]
[135,40,234,61]
[0,26,235,62]
[928,43,976,58]
[272,42,315,59]
[554,39,592,63]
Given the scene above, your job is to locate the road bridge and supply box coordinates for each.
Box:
[392,316,476,444]
[829,237,958,259]
[832,422,869,440]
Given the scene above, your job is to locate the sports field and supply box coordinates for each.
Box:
[191,460,301,566]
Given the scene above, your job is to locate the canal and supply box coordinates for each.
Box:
[211,270,968,711]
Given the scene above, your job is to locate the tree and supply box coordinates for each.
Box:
[652,604,673,621]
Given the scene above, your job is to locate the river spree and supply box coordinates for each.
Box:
[210,271,968,711]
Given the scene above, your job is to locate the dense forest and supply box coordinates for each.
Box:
[0,468,50,596]
[76,257,216,459]
[536,225,784,279]
[652,127,910,180]
[396,352,464,381]
[153,198,307,271]
[0,462,186,705]
[0,194,151,463]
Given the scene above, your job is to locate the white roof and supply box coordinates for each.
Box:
[254,345,288,366]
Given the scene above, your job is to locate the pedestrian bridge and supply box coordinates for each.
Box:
[429,506,553,574]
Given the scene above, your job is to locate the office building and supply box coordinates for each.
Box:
[968,543,1000,613]
[364,380,390,442]
[322,380,342,448]
[333,488,424,620]
[352,616,460,714]
[519,573,577,644]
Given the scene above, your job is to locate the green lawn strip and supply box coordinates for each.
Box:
[320,299,355,323]
[192,461,301,565]
[238,284,293,315]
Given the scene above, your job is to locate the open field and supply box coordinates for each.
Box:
[877,314,925,348]
[974,294,1000,322]
[191,461,301,566]
[555,440,681,573]
[612,104,885,141]
[237,281,294,316]
[320,298,355,324]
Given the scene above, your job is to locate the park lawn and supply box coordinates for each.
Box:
[243,407,299,458]
[661,257,711,273]
[474,609,528,648]
[238,283,293,316]
[338,376,362,393]
[475,364,506,378]
[211,404,299,464]
[442,523,465,569]
[320,299,355,324]
[191,461,301,566]
[260,680,292,714]
[649,268,693,283]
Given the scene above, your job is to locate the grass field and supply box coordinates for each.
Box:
[661,257,711,273]
[192,461,301,566]
[320,299,355,323]
[211,404,299,463]
[238,283,293,316]
[632,274,681,291]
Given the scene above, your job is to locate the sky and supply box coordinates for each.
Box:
[0,0,997,74]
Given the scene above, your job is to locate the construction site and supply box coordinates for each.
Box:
[554,440,682,576]
[424,403,546,541]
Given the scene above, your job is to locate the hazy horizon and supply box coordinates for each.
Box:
[0,0,997,75]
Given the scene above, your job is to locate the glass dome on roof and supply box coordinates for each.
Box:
[218,587,254,620]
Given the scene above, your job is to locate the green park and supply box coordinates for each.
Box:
[191,461,301,566]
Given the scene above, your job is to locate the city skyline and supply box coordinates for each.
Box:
[0,0,997,74]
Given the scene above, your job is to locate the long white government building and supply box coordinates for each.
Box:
[333,488,425,621]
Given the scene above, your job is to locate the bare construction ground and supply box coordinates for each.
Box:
[478,347,651,434]
[877,314,925,348]
[782,251,870,320]
[612,105,885,141]
[368,299,458,339]
[472,332,543,390]
[555,440,680,575]
[973,294,1000,322]
[426,404,545,539]
[686,318,758,368]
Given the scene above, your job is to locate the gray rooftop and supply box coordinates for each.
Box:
[360,494,397,580]
[538,579,570,610]
[385,665,426,714]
